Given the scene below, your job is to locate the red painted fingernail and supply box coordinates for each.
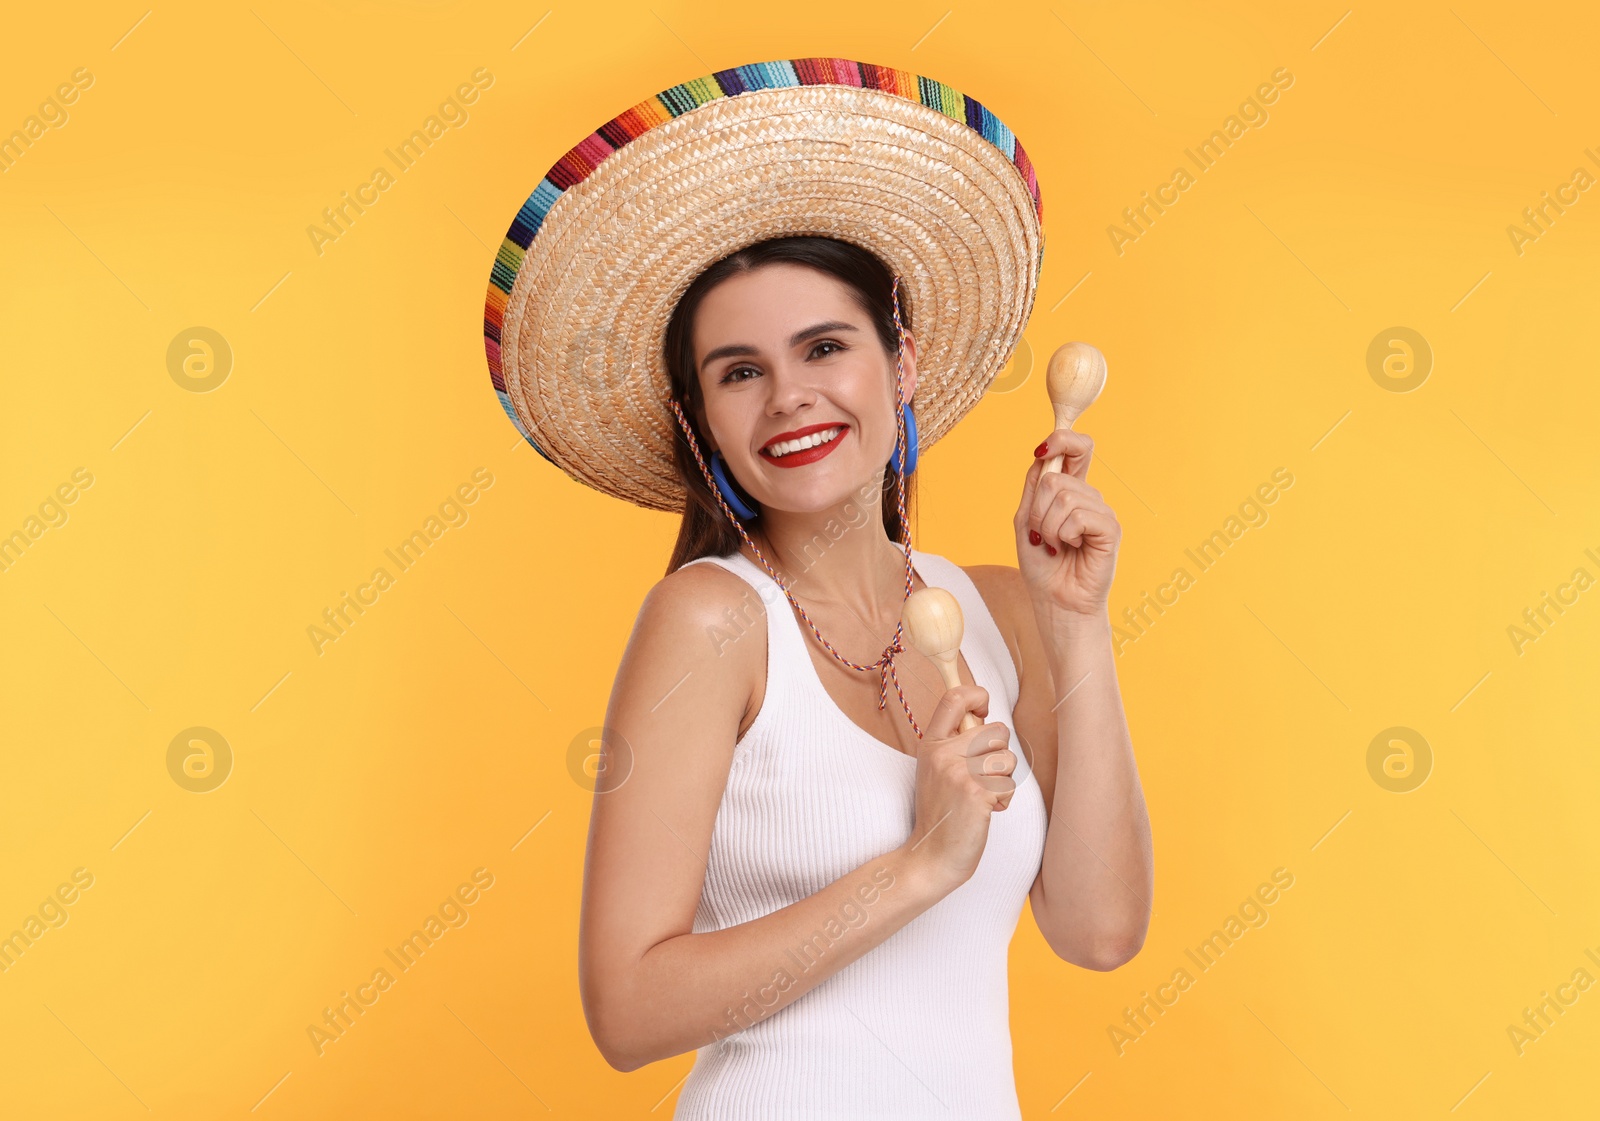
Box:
[1028,529,1042,546]
[1045,544,1057,556]
[1033,441,1048,458]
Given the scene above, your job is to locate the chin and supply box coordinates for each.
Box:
[758,466,879,515]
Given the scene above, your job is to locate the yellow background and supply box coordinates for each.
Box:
[2,1,1596,1117]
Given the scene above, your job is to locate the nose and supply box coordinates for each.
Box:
[762,359,816,417]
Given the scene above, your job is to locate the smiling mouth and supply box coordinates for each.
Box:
[761,425,848,459]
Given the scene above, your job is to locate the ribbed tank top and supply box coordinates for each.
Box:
[672,548,1048,1120]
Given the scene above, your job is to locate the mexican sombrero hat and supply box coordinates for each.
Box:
[483,57,1044,512]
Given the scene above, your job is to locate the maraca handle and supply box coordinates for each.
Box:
[1040,403,1079,477]
[934,655,982,732]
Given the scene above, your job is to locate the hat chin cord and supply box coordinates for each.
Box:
[665,275,931,740]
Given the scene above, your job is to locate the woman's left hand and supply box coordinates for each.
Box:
[1013,429,1122,618]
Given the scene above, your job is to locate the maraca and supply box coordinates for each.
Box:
[1041,342,1107,476]
[901,587,979,732]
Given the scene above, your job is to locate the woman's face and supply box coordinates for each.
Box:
[692,263,918,516]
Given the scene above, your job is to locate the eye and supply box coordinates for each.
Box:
[717,340,846,384]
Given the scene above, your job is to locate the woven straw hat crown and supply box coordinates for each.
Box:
[484,58,1044,511]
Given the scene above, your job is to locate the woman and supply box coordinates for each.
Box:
[484,59,1152,1119]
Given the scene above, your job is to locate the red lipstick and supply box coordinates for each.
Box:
[759,423,849,468]
[761,422,846,450]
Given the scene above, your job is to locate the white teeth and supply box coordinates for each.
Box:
[765,426,843,458]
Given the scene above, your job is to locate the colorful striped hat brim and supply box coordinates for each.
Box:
[485,57,1044,511]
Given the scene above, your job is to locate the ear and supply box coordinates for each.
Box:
[896,330,919,405]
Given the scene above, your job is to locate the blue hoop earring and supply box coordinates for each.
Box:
[709,451,759,519]
[889,402,919,475]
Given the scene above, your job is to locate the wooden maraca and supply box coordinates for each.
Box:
[1040,342,1107,476]
[901,587,980,732]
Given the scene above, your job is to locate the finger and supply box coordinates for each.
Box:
[1042,503,1119,552]
[1032,468,1101,508]
[1028,471,1100,537]
[1036,476,1111,536]
[1038,489,1083,548]
[1015,455,1044,535]
[961,722,1012,760]
[925,685,989,740]
[973,773,1016,801]
[1037,429,1095,478]
[968,748,1017,779]
[1018,437,1089,531]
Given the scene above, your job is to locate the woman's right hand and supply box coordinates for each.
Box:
[904,684,1017,894]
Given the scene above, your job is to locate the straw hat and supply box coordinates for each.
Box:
[483,57,1044,512]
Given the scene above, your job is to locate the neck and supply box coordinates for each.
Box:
[738,489,914,628]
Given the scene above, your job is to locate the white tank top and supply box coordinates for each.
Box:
[672,547,1048,1120]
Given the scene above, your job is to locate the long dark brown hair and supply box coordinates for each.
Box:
[663,236,917,575]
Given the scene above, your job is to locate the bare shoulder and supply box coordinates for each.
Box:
[646,559,764,624]
[640,561,767,647]
[628,559,767,732]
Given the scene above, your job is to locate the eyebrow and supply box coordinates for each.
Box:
[699,321,861,372]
